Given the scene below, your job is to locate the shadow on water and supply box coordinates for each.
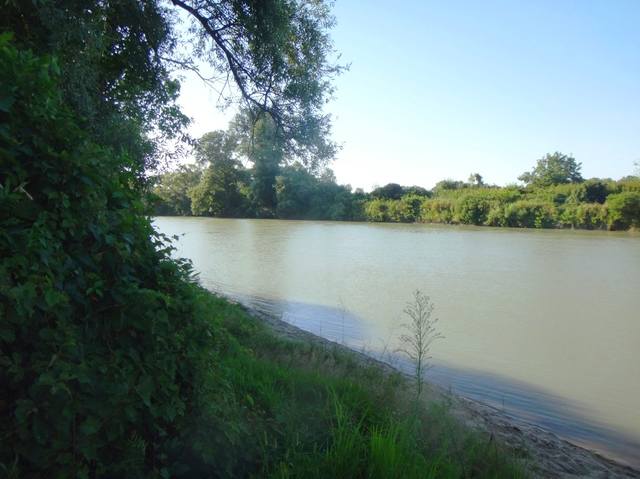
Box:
[421,362,640,468]
[211,288,640,469]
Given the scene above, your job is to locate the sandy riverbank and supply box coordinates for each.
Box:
[244,304,640,479]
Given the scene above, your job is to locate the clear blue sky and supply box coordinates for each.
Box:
[178,0,640,190]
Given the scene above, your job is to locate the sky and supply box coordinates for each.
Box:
[177,0,640,191]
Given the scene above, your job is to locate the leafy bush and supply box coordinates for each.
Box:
[485,205,508,227]
[559,203,608,229]
[504,201,557,228]
[606,192,640,230]
[420,198,455,224]
[0,37,217,477]
[456,195,491,225]
[152,166,202,216]
[365,198,391,222]
[617,177,640,193]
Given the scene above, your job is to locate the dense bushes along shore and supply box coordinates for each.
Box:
[363,179,640,230]
[154,155,640,230]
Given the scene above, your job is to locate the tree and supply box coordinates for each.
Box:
[236,112,283,212]
[0,37,219,476]
[518,152,583,187]
[189,130,249,216]
[1,0,190,175]
[190,165,249,217]
[194,130,238,167]
[2,0,342,474]
[3,0,343,175]
[468,173,484,187]
[404,185,431,197]
[168,0,345,169]
[606,192,640,230]
[370,183,405,200]
[153,165,202,215]
[433,179,465,193]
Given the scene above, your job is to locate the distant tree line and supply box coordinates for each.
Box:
[154,148,640,230]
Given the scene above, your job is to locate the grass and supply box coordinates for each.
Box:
[183,289,530,478]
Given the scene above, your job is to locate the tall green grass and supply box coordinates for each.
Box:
[182,290,530,478]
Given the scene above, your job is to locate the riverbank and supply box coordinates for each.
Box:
[245,301,640,478]
[200,290,527,477]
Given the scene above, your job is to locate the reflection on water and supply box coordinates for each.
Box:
[154,217,640,467]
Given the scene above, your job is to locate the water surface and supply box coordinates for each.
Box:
[154,217,640,466]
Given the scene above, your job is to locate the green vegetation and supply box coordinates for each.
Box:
[154,145,640,229]
[398,291,443,399]
[1,1,531,476]
[5,0,631,475]
[186,292,528,478]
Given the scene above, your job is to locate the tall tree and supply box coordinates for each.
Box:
[2,1,342,475]
[371,183,405,200]
[245,113,283,212]
[194,130,239,168]
[518,152,583,187]
[190,131,249,216]
[1,0,189,175]
[153,165,203,215]
[169,0,344,169]
[468,173,484,187]
[2,0,343,175]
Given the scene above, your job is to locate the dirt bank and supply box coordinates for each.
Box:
[246,305,640,479]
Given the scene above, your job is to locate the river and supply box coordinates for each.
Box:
[154,216,640,467]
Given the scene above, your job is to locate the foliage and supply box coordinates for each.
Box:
[606,192,640,230]
[189,132,249,217]
[456,195,491,225]
[364,199,391,222]
[559,203,608,230]
[503,200,557,228]
[1,0,190,174]
[421,198,456,224]
[194,131,238,168]
[152,165,202,215]
[518,152,583,187]
[0,37,217,477]
[467,173,484,187]
[433,179,466,194]
[404,185,432,197]
[190,165,249,217]
[371,183,405,200]
[170,0,345,168]
[397,292,443,398]
[274,163,356,220]
[155,155,640,229]
[179,292,528,478]
[2,0,345,474]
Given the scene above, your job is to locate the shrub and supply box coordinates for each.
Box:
[606,192,640,230]
[420,198,455,224]
[617,177,640,193]
[504,200,557,228]
[0,37,216,477]
[485,205,508,227]
[399,194,424,222]
[456,195,491,225]
[560,203,607,229]
[364,198,391,222]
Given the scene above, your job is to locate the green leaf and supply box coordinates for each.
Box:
[80,416,101,436]
[0,326,15,343]
[136,376,153,408]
